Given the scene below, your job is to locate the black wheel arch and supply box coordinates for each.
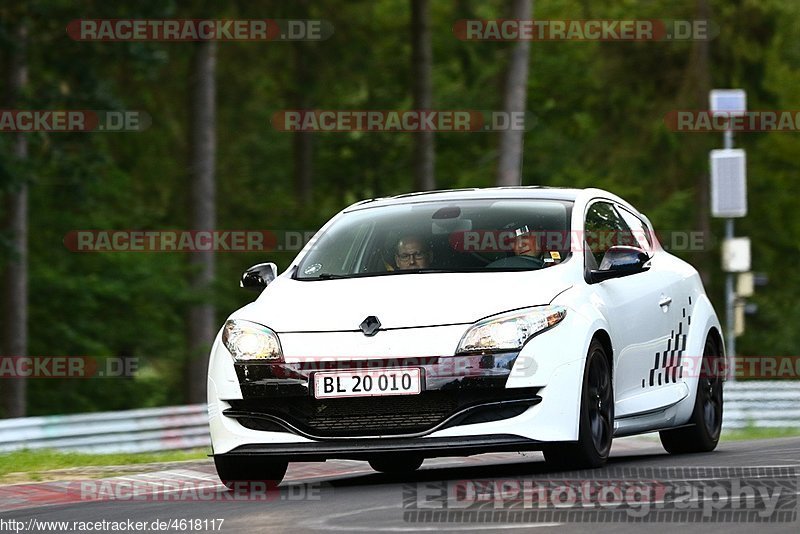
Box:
[591,329,614,380]
[707,327,724,357]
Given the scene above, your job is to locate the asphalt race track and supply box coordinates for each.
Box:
[2,436,798,533]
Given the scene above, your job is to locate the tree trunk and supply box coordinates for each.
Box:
[186,40,217,404]
[496,0,533,186]
[681,0,712,286]
[411,0,435,190]
[2,21,29,418]
[293,42,313,205]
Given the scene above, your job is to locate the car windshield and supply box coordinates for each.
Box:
[295,198,574,279]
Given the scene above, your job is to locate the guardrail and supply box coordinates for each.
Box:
[0,404,209,454]
[723,380,800,429]
[0,381,796,454]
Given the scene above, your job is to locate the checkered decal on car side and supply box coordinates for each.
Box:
[642,296,692,388]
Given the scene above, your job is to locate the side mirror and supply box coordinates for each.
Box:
[240,262,278,292]
[590,246,650,283]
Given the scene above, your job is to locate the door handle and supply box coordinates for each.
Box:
[658,296,672,308]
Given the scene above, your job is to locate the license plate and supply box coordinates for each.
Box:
[313,368,422,399]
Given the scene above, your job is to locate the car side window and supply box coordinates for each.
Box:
[584,201,633,266]
[617,207,653,252]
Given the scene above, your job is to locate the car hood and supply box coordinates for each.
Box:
[231,269,573,331]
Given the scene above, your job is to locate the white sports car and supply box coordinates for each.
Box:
[207,187,724,486]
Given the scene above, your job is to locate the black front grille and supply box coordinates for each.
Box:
[227,388,539,437]
[305,394,456,434]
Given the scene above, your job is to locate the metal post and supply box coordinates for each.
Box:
[723,128,736,381]
[724,219,736,380]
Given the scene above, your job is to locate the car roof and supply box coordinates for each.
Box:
[344,186,631,212]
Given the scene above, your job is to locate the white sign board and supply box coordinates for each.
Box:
[710,149,747,217]
[722,237,751,273]
[709,89,747,116]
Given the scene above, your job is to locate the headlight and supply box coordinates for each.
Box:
[456,306,567,354]
[222,319,283,362]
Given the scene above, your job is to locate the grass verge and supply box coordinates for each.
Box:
[0,448,208,480]
[720,426,800,441]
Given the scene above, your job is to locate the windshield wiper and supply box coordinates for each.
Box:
[315,273,350,279]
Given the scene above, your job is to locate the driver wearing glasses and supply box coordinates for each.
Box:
[394,234,433,270]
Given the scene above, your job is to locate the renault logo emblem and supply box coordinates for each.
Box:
[359,316,381,336]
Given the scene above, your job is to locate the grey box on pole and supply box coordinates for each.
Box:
[710,148,747,217]
[709,89,747,116]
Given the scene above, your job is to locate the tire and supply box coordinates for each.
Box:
[659,335,723,454]
[544,339,614,469]
[214,455,288,489]
[368,454,423,474]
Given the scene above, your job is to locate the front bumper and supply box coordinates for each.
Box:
[217,434,561,461]
[208,311,594,456]
[225,352,539,439]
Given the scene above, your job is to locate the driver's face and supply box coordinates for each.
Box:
[512,233,539,256]
[395,239,430,270]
